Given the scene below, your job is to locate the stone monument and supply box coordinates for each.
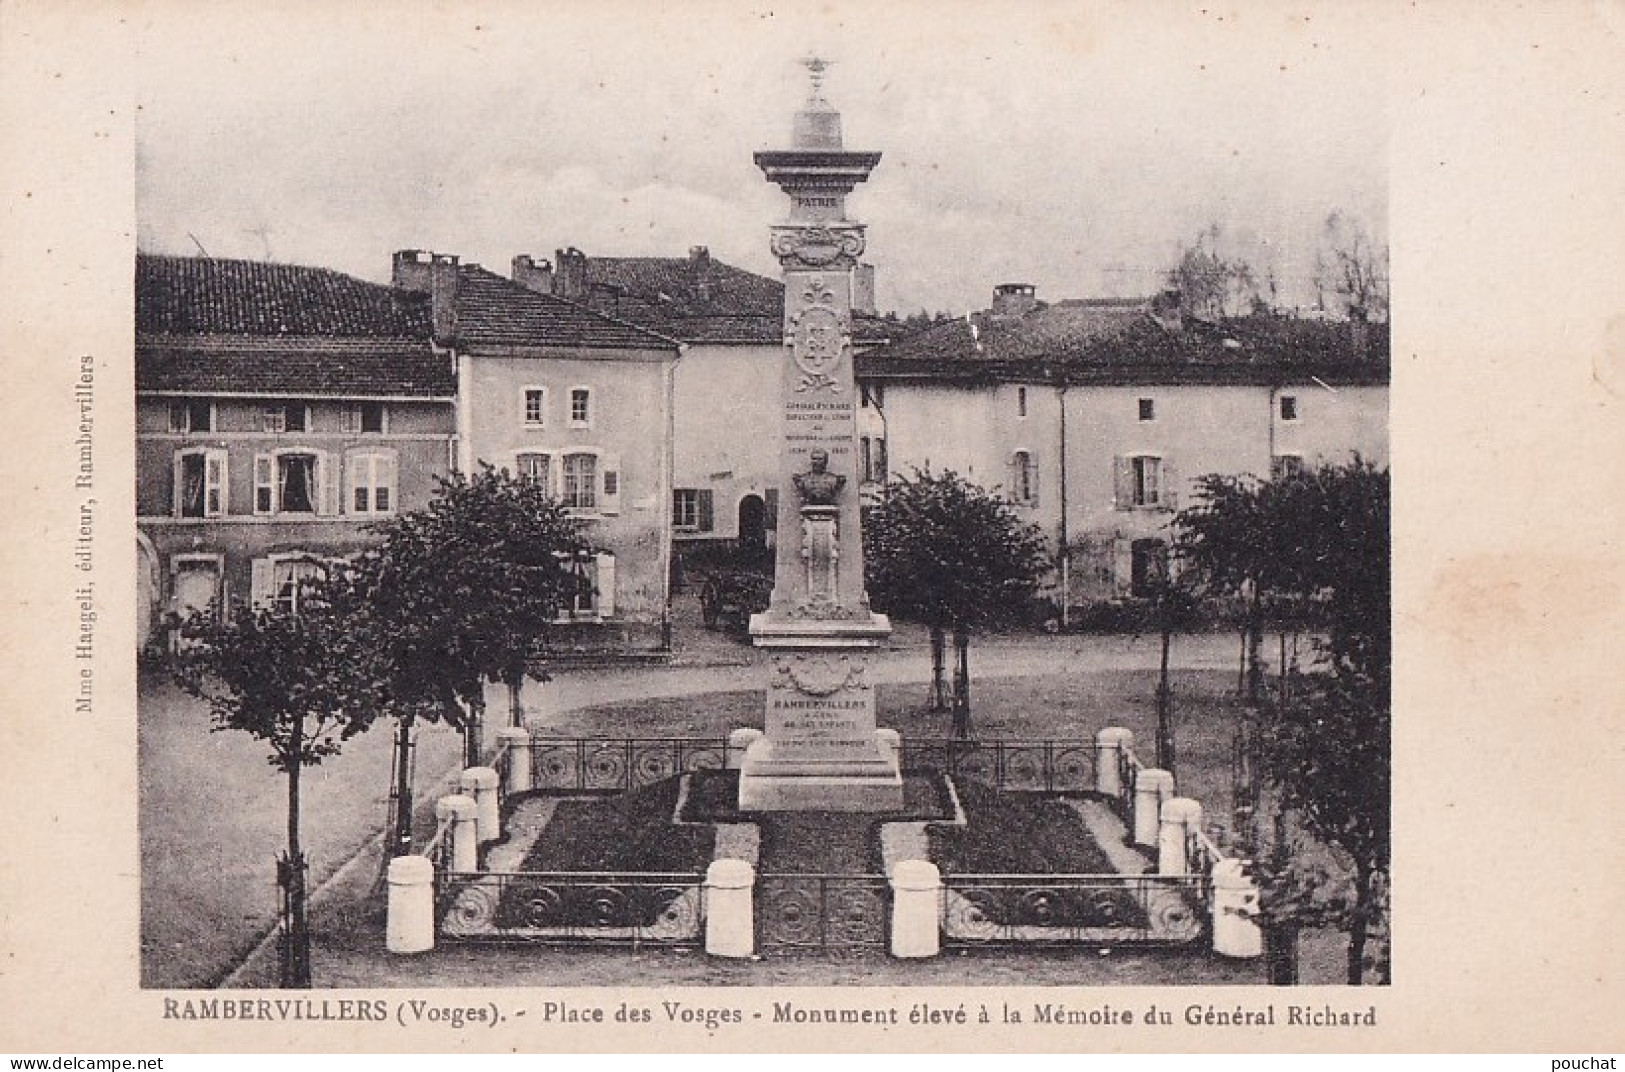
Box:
[737,59,903,812]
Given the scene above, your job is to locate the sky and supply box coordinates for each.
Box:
[134,1,1388,317]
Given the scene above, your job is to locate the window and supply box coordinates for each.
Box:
[255,450,328,514]
[523,387,546,427]
[167,399,212,433]
[1017,387,1028,418]
[1012,450,1037,504]
[347,451,396,514]
[174,448,227,518]
[251,553,324,615]
[1271,454,1306,481]
[1130,539,1169,598]
[557,551,616,620]
[1114,454,1174,510]
[1138,398,1155,421]
[341,402,387,434]
[570,387,592,427]
[860,383,884,409]
[516,452,552,497]
[860,437,873,482]
[874,439,887,484]
[562,452,598,509]
[261,402,308,434]
[673,488,714,532]
[1280,394,1298,421]
[1132,455,1160,506]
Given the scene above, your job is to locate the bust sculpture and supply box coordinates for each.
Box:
[793,449,846,506]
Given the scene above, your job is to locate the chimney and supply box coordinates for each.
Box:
[554,246,588,300]
[393,250,459,340]
[852,262,877,315]
[689,246,713,303]
[511,254,554,295]
[1149,287,1185,332]
[990,283,1037,320]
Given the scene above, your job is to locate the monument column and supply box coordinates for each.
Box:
[737,60,902,812]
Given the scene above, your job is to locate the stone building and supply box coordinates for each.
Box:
[392,250,684,651]
[855,286,1389,609]
[135,253,457,650]
[505,245,892,568]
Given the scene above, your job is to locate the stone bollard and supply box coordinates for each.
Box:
[726,728,764,770]
[435,794,479,873]
[1133,768,1176,848]
[1158,797,1203,875]
[876,729,902,768]
[1094,727,1134,798]
[889,860,942,959]
[1210,858,1264,958]
[704,859,755,958]
[386,855,435,954]
[460,767,501,844]
[495,727,532,797]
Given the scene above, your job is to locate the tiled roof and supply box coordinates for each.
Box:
[137,334,455,397]
[137,253,432,336]
[857,302,1390,387]
[575,253,894,346]
[451,267,680,351]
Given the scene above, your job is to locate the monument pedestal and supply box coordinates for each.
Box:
[739,613,903,812]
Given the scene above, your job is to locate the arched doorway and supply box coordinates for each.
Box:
[738,494,767,555]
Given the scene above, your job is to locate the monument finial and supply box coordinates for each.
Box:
[802,56,831,104]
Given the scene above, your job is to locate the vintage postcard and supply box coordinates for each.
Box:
[1,0,1620,1055]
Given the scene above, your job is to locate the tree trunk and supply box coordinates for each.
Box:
[390,714,416,857]
[462,694,485,768]
[951,627,971,740]
[1348,860,1373,985]
[1246,587,1265,704]
[1156,624,1175,774]
[507,675,525,728]
[282,720,312,988]
[1265,920,1300,986]
[929,626,948,712]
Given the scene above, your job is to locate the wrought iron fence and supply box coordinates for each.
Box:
[898,738,1096,794]
[756,872,891,958]
[940,873,1207,946]
[434,870,705,946]
[522,737,729,794]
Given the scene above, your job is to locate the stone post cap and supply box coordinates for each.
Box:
[1137,768,1176,792]
[1211,858,1255,890]
[1161,797,1203,823]
[494,726,531,743]
[460,766,500,791]
[1096,726,1135,747]
[728,727,765,744]
[388,855,435,884]
[436,794,477,821]
[705,858,756,888]
[890,859,941,891]
[876,729,901,744]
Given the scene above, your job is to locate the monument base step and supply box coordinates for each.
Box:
[737,771,905,813]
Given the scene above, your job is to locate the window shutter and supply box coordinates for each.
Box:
[1112,538,1133,597]
[250,558,274,610]
[206,449,228,517]
[594,553,616,617]
[171,452,185,517]
[1007,451,1019,503]
[379,452,397,513]
[1028,451,1041,507]
[318,451,339,516]
[254,454,274,514]
[697,489,714,533]
[764,488,779,530]
[345,452,362,514]
[1112,456,1131,510]
[599,453,621,514]
[1161,459,1179,511]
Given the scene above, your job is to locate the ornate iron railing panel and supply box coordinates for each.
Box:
[756,873,891,958]
[525,737,728,794]
[898,739,1096,794]
[940,873,1206,946]
[434,870,705,945]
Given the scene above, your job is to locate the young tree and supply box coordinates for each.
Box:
[1166,224,1263,320]
[171,569,384,988]
[359,465,589,845]
[1315,211,1390,322]
[864,468,1050,738]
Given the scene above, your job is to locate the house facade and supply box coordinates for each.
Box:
[391,250,684,651]
[503,245,891,569]
[135,254,457,650]
[856,285,1389,609]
